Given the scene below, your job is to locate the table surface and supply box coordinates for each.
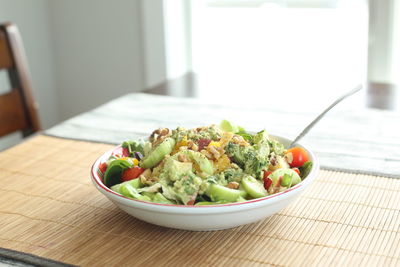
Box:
[46,93,400,178]
[1,92,400,266]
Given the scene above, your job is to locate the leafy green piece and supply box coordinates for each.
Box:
[103,159,132,187]
[299,161,313,179]
[236,132,253,143]
[220,119,239,133]
[122,140,145,156]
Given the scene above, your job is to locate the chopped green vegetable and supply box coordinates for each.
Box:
[122,140,145,156]
[299,161,313,179]
[104,159,132,187]
[219,119,239,133]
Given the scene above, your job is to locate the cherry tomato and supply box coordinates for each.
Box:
[292,167,300,176]
[285,147,309,168]
[121,167,145,182]
[99,162,108,173]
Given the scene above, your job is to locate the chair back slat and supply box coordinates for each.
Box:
[0,22,41,138]
[0,89,28,136]
[0,31,13,69]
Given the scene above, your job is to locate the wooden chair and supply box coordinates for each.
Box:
[0,22,40,138]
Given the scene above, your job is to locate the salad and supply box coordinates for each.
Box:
[97,121,313,205]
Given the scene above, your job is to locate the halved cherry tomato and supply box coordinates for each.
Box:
[99,162,108,173]
[292,167,300,176]
[121,167,145,182]
[285,147,309,168]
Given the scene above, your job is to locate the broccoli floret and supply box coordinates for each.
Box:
[269,139,285,155]
[253,130,270,157]
[222,168,244,183]
[225,143,268,178]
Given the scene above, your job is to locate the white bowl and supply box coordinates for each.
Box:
[90,135,319,231]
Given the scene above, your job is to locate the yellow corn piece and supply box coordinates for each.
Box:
[132,158,139,166]
[172,136,188,154]
[219,132,234,147]
[208,141,221,147]
[215,154,231,172]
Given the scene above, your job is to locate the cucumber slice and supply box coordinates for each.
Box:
[187,150,214,175]
[110,178,142,193]
[241,175,267,198]
[207,184,247,202]
[140,137,176,168]
[153,193,175,204]
[269,168,301,187]
[119,183,151,201]
[195,201,230,205]
[172,150,214,175]
[141,191,156,200]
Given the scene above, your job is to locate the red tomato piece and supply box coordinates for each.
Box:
[263,170,272,179]
[186,199,196,205]
[99,162,108,173]
[121,167,145,182]
[186,193,198,205]
[263,177,272,190]
[285,147,309,168]
[112,147,130,158]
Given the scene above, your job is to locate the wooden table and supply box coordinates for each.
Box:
[1,93,399,266]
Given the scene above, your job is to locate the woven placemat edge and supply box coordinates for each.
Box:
[0,247,77,267]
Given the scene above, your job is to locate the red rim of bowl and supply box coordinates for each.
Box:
[91,146,309,208]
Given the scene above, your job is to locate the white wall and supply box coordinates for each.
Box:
[48,0,145,120]
[0,0,59,129]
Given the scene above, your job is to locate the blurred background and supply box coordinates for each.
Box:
[0,0,399,147]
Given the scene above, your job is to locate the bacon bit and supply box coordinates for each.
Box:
[197,139,211,151]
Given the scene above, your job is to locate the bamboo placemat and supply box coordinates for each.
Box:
[0,135,399,267]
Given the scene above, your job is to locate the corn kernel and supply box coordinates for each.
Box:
[215,154,230,172]
[208,141,221,147]
[172,136,188,154]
